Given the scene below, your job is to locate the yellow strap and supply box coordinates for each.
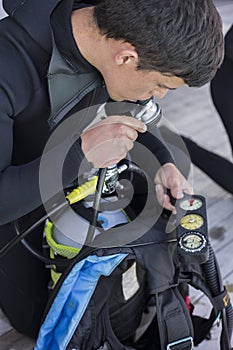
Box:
[49,248,62,287]
[45,220,81,287]
[45,220,80,259]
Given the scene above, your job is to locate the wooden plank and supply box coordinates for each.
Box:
[0,309,12,337]
[0,329,35,350]
[0,309,35,349]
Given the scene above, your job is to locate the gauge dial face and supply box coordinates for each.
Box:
[179,231,206,252]
[179,214,204,230]
[179,198,203,211]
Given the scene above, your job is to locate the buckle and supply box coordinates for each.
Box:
[167,336,194,350]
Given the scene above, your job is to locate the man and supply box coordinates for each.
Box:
[181,25,233,194]
[0,0,223,339]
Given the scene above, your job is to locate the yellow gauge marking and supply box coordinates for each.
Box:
[180,214,204,230]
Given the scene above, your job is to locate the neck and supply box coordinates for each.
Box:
[71,7,101,67]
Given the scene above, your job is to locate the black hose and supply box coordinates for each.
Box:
[0,201,68,259]
[84,168,107,245]
[203,246,221,293]
[13,221,69,267]
[0,163,145,258]
[203,245,233,349]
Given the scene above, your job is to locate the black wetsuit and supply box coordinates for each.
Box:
[0,0,174,338]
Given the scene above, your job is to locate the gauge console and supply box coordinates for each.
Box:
[175,194,209,263]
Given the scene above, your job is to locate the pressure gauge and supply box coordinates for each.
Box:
[179,231,207,253]
[176,194,209,263]
[179,198,203,211]
[179,214,204,230]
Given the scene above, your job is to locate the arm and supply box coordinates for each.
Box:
[137,127,193,212]
[0,41,89,224]
[0,98,44,224]
[137,128,175,166]
[0,134,87,225]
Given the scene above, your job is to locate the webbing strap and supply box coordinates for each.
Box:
[166,337,193,350]
[45,220,80,259]
[156,288,194,350]
[212,287,231,310]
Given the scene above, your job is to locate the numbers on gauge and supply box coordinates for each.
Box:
[179,232,206,252]
[179,198,203,211]
[179,214,204,230]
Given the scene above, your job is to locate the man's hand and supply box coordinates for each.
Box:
[81,115,147,168]
[154,162,193,213]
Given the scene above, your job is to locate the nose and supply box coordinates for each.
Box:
[151,88,169,99]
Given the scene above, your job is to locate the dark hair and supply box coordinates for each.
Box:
[93,0,224,87]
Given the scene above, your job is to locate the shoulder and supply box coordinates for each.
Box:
[0,17,50,117]
[3,0,64,52]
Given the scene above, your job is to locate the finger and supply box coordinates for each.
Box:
[125,126,138,141]
[116,138,134,156]
[110,115,147,133]
[92,115,147,133]
[155,183,164,206]
[155,185,176,213]
[170,186,184,199]
[170,182,194,199]
[182,183,194,195]
[163,194,176,213]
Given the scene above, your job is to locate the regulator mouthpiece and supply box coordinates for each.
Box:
[133,97,162,129]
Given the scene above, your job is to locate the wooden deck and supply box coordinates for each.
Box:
[0,1,233,349]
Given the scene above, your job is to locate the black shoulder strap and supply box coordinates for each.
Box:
[181,244,233,350]
[155,288,194,350]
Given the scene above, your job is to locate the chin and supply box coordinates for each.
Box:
[109,95,125,102]
[126,99,137,102]
[108,91,137,103]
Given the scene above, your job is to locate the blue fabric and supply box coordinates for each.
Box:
[34,253,127,350]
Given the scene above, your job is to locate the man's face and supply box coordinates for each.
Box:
[102,66,185,102]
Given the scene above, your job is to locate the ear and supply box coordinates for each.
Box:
[115,49,138,66]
